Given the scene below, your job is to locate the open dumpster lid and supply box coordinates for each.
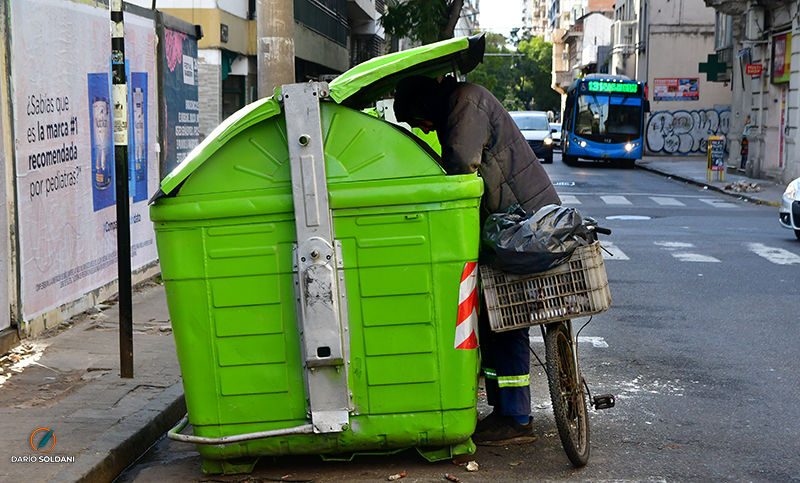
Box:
[152,34,484,200]
[329,33,485,110]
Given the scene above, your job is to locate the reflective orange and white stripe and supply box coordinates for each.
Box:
[455,262,479,349]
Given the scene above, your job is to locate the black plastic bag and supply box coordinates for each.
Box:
[481,204,590,274]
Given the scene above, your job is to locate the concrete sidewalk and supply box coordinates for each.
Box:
[637,155,785,206]
[0,279,185,483]
[0,154,787,483]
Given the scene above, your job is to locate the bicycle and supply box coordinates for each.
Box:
[479,222,615,467]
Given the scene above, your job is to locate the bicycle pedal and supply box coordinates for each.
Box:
[593,394,615,410]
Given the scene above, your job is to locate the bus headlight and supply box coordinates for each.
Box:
[543,137,553,146]
[625,142,634,152]
[579,141,587,148]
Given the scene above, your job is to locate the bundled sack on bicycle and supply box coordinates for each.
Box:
[480,203,594,274]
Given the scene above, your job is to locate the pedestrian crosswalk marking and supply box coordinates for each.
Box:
[746,243,800,265]
[699,198,738,209]
[654,241,720,262]
[650,197,685,206]
[601,195,632,205]
[654,241,694,250]
[560,195,581,204]
[671,253,721,262]
[600,242,629,260]
[557,241,800,265]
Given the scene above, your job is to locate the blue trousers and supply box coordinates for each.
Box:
[479,295,531,417]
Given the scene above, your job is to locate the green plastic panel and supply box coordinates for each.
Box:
[151,97,483,469]
[329,36,468,105]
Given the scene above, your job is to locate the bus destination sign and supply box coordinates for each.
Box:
[587,81,638,94]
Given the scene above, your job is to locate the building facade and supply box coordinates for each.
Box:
[154,0,384,139]
[549,1,613,115]
[706,0,800,183]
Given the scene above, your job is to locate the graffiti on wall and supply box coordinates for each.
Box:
[645,109,731,154]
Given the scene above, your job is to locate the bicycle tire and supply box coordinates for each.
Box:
[544,321,590,467]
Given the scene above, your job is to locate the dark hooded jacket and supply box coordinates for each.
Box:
[395,76,561,219]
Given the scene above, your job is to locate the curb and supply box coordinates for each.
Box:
[635,163,781,207]
[49,382,186,483]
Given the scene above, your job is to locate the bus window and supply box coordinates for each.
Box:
[576,94,642,138]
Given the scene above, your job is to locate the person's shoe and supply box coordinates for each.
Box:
[473,416,536,446]
[475,411,502,433]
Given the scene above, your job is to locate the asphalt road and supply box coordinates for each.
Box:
[116,154,800,483]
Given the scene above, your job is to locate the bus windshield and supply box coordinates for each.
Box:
[575,94,642,138]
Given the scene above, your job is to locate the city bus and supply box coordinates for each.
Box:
[561,74,647,167]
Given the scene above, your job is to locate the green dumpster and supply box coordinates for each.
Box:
[151,35,486,474]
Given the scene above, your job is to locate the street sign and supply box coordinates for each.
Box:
[745,63,763,76]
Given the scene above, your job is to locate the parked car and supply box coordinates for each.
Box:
[509,111,554,163]
[550,122,562,150]
[779,177,800,240]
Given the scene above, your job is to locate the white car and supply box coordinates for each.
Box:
[550,122,562,151]
[509,111,554,163]
[779,177,800,240]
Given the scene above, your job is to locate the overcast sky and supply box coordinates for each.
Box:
[476,0,524,37]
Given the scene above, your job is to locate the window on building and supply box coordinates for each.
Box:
[222,75,245,121]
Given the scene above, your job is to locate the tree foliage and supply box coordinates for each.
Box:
[380,0,464,44]
[468,31,560,114]
[514,35,561,112]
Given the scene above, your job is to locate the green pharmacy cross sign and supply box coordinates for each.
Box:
[699,53,728,82]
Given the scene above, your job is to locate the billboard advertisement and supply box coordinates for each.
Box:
[653,78,699,101]
[10,0,159,321]
[772,33,792,84]
[162,26,199,177]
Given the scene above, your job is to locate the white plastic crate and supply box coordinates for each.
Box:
[479,241,611,332]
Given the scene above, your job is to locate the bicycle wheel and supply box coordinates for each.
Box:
[544,321,590,467]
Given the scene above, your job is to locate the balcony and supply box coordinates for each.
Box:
[611,20,637,54]
[295,0,349,46]
[562,23,582,40]
[347,0,378,21]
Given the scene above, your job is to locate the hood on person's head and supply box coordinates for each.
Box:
[393,75,456,129]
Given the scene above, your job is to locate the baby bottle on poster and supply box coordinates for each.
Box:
[92,96,112,190]
[133,87,146,182]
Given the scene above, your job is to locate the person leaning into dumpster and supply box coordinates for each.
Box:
[394,75,561,444]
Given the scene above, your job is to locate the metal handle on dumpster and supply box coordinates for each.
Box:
[167,414,314,444]
[282,82,351,434]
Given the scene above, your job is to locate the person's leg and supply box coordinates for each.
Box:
[474,295,533,443]
[492,327,531,422]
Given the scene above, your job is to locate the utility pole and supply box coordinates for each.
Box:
[111,0,134,378]
[256,0,295,99]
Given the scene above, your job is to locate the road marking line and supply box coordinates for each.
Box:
[601,242,629,260]
[671,253,721,262]
[699,198,738,209]
[601,195,632,205]
[746,243,800,265]
[559,194,581,204]
[654,242,719,262]
[578,336,608,348]
[650,196,685,206]
[654,241,694,250]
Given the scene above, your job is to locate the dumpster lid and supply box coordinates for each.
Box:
[152,96,282,199]
[329,34,485,110]
[151,35,484,201]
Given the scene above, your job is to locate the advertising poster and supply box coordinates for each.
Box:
[11,0,159,321]
[653,78,699,101]
[772,33,792,84]
[163,27,199,177]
